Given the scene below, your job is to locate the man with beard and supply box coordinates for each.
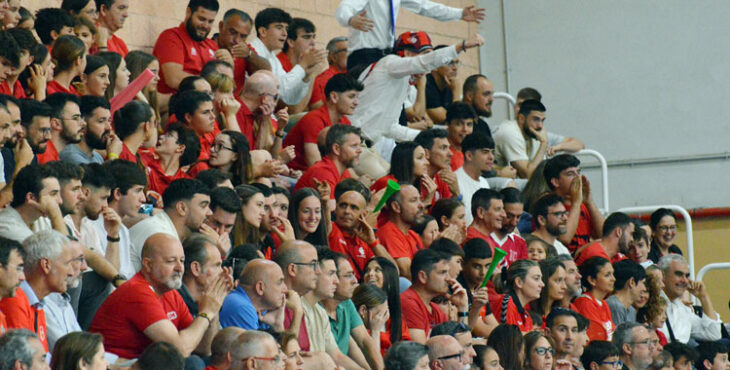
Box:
[614,322,655,370]
[0,236,26,333]
[0,165,62,242]
[489,188,527,267]
[129,178,212,271]
[295,124,363,210]
[414,128,458,205]
[179,234,225,329]
[90,232,231,359]
[154,0,226,94]
[60,96,116,165]
[556,254,582,305]
[0,96,27,186]
[574,212,634,266]
[234,70,283,151]
[321,252,384,370]
[494,91,584,179]
[0,230,75,351]
[37,94,84,165]
[461,74,493,139]
[425,46,462,125]
[465,189,504,255]
[18,100,53,164]
[376,184,426,279]
[249,8,327,107]
[0,99,13,190]
[96,0,130,56]
[284,73,363,172]
[531,194,572,256]
[214,9,271,96]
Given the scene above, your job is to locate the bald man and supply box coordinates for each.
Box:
[220,258,290,331]
[229,330,282,370]
[235,70,285,153]
[90,233,231,359]
[208,327,245,370]
[427,335,472,370]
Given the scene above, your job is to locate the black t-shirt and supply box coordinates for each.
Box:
[425,73,453,119]
[648,240,683,263]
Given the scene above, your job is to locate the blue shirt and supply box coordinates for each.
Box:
[220,286,260,330]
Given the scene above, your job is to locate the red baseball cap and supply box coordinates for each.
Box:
[394,31,433,56]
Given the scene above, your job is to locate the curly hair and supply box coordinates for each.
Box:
[636,267,666,327]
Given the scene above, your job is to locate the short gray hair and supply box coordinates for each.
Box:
[656,254,686,274]
[613,321,642,353]
[232,331,274,360]
[0,329,39,369]
[22,230,68,270]
[326,36,348,54]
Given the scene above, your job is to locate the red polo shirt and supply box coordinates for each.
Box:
[90,272,194,359]
[294,156,350,198]
[233,57,250,97]
[574,241,627,266]
[234,98,277,149]
[153,23,218,94]
[283,104,351,171]
[400,287,447,337]
[139,150,192,194]
[423,173,453,208]
[573,292,615,342]
[276,52,294,72]
[47,80,78,96]
[328,222,374,280]
[0,80,26,98]
[36,140,59,164]
[492,233,528,267]
[376,221,423,260]
[465,226,499,250]
[491,294,534,332]
[450,147,464,171]
[107,34,129,57]
[0,288,48,351]
[309,65,342,107]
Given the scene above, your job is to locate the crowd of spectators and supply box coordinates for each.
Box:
[0,1,725,370]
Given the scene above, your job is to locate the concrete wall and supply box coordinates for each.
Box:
[25,0,480,76]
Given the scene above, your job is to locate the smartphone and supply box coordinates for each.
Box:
[139,203,153,215]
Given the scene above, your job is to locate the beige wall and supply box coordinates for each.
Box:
[25,0,480,76]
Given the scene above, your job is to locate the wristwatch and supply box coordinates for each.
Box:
[199,312,214,325]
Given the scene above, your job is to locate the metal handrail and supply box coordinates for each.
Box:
[493,92,516,120]
[575,149,610,214]
[616,205,695,279]
[696,263,730,283]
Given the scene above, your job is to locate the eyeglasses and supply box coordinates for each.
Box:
[631,339,656,347]
[241,356,282,365]
[260,92,279,101]
[599,360,623,369]
[212,142,235,152]
[534,347,555,356]
[437,350,465,362]
[548,211,569,218]
[292,261,320,270]
[657,225,677,232]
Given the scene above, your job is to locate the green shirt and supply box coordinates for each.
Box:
[329,300,364,355]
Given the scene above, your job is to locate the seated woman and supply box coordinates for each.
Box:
[412,215,439,249]
[232,185,267,257]
[48,35,87,96]
[352,283,390,357]
[530,258,567,328]
[208,130,251,186]
[18,43,53,100]
[430,197,467,244]
[73,16,97,52]
[573,256,616,342]
[78,55,109,97]
[383,341,429,370]
[487,324,524,370]
[205,71,240,132]
[288,187,329,247]
[96,51,130,101]
[126,50,164,123]
[362,257,411,348]
[491,259,543,332]
[648,208,683,263]
[523,331,555,370]
[51,331,109,370]
[473,345,503,370]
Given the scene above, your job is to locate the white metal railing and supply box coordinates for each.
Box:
[575,150,610,214]
[494,92,516,120]
[616,205,695,279]
[696,263,730,283]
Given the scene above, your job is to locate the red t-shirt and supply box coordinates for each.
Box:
[276,52,294,72]
[574,241,628,266]
[46,80,78,96]
[0,310,6,334]
[378,319,411,356]
[196,122,220,164]
[328,222,374,280]
[450,147,464,171]
[153,23,218,94]
[233,57,249,97]
[422,173,453,210]
[284,307,310,352]
[89,272,194,359]
[283,104,351,171]
[573,292,615,342]
[107,34,129,57]
[492,233,528,267]
[565,202,594,253]
[139,150,192,194]
[376,221,423,260]
[400,288,447,337]
[294,156,350,198]
[36,140,59,164]
[234,98,277,149]
[309,65,342,107]
[119,142,138,163]
[0,288,48,350]
[0,80,26,98]
[465,227,499,249]
[490,293,534,332]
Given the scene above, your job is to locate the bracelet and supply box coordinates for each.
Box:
[199,312,214,325]
[107,235,120,242]
[457,311,469,318]
[368,239,379,249]
[461,40,466,53]
[107,152,119,159]
[275,131,285,138]
[111,274,126,287]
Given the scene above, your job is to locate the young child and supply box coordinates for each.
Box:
[629,221,653,268]
[525,235,555,262]
[74,16,97,53]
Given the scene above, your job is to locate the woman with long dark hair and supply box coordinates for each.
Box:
[126,50,163,123]
[362,257,408,344]
[232,185,265,251]
[573,256,616,342]
[523,331,555,370]
[352,283,390,356]
[531,258,567,326]
[48,35,87,95]
[492,259,544,332]
[96,51,130,101]
[288,187,328,246]
[487,324,524,370]
[208,130,251,186]
[79,55,109,97]
[51,331,108,370]
[648,208,683,263]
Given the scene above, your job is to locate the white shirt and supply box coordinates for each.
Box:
[658,290,721,343]
[493,120,565,167]
[129,211,179,272]
[454,166,490,225]
[552,239,571,256]
[92,217,135,279]
[248,37,308,106]
[0,150,5,184]
[335,0,462,53]
[0,207,33,242]
[350,46,458,145]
